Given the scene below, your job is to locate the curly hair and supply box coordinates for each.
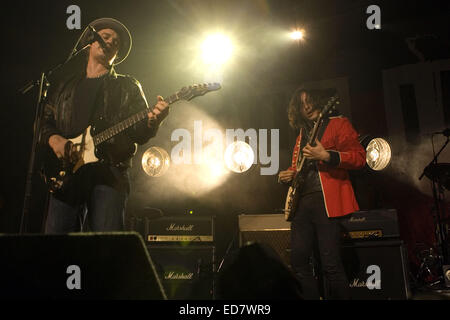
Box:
[288,87,337,130]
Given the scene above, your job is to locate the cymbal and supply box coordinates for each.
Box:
[424,163,450,190]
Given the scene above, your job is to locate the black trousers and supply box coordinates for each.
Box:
[290,191,350,300]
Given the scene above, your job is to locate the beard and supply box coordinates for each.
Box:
[90,45,117,66]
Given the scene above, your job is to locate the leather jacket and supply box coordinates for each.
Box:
[41,67,162,167]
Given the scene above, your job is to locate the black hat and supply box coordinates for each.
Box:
[80,17,132,65]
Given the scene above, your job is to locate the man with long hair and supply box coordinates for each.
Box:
[278,87,366,299]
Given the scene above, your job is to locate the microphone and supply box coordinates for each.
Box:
[88,25,107,50]
[433,128,450,137]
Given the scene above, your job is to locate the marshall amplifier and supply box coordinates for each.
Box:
[146,216,215,244]
[238,214,291,268]
[340,209,400,241]
[341,240,411,300]
[147,245,215,299]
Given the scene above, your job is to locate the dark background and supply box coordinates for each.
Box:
[1,0,449,276]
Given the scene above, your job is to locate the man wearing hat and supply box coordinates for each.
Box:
[41,18,169,233]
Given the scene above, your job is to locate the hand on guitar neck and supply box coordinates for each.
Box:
[278,139,330,184]
[147,95,169,127]
[302,138,330,162]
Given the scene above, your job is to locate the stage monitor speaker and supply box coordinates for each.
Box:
[147,245,215,299]
[216,242,303,300]
[238,214,291,268]
[341,240,411,300]
[0,232,166,299]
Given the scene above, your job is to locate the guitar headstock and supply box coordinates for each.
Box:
[178,82,221,101]
[319,94,340,119]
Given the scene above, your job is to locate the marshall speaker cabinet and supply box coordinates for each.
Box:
[341,240,411,300]
[147,245,215,299]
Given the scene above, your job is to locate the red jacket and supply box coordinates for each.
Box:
[288,116,366,218]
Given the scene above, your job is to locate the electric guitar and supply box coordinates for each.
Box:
[284,95,339,221]
[41,82,221,192]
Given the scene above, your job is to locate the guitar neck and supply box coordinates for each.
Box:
[93,92,181,146]
[295,117,324,173]
[308,116,324,145]
[293,94,338,175]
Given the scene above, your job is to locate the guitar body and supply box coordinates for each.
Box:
[41,125,138,193]
[284,167,305,221]
[284,186,299,221]
[73,126,98,166]
[40,127,97,193]
[90,122,137,164]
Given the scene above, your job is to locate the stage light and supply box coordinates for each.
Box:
[290,30,304,40]
[201,34,233,65]
[141,146,171,177]
[224,141,254,173]
[359,136,392,171]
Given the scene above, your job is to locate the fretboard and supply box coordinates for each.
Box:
[92,92,180,146]
[295,117,323,173]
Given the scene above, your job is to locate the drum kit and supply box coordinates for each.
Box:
[418,131,449,288]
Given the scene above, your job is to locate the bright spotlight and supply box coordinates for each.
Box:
[290,29,304,40]
[142,146,171,177]
[201,34,233,65]
[224,141,254,173]
[359,136,392,171]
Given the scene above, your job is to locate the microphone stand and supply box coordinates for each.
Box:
[418,136,449,181]
[19,72,48,233]
[418,134,449,285]
[18,27,91,233]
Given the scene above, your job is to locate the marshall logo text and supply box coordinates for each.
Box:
[166,224,195,232]
[349,265,381,290]
[165,272,194,280]
[349,216,366,223]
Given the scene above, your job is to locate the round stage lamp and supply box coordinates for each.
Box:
[224,141,254,173]
[365,138,392,171]
[141,146,170,177]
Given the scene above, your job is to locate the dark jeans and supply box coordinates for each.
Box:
[290,192,350,300]
[45,184,127,233]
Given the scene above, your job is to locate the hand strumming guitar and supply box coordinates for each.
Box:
[48,135,69,159]
[278,170,295,183]
[48,134,80,164]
